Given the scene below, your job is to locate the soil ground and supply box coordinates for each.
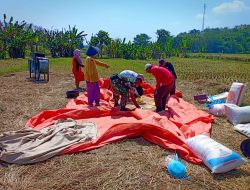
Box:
[0,71,249,190]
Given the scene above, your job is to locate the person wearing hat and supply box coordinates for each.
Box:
[145,64,175,112]
[159,58,177,95]
[110,70,144,111]
[72,49,85,90]
[85,46,109,107]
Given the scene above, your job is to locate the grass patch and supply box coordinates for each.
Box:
[0,58,29,75]
[1,57,250,85]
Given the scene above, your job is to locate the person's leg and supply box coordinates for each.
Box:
[162,94,167,111]
[110,79,120,107]
[170,81,176,96]
[119,86,129,111]
[120,90,129,111]
[113,91,120,107]
[93,82,100,105]
[86,81,94,106]
[162,83,174,110]
[154,87,165,112]
[73,73,80,89]
[75,81,79,89]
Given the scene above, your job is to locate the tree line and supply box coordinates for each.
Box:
[1,14,250,59]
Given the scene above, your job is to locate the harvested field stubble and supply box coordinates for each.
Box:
[0,57,250,190]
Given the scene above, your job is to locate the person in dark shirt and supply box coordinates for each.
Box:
[159,58,177,95]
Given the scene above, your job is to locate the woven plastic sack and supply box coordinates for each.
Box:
[224,104,250,125]
[226,82,247,106]
[186,134,246,173]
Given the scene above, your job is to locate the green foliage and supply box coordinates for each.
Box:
[89,30,111,58]
[1,14,250,61]
[133,33,151,47]
[45,26,86,57]
[0,14,33,58]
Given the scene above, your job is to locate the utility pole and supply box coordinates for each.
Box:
[202,3,206,31]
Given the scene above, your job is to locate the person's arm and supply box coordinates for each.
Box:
[172,70,177,79]
[151,67,161,90]
[152,69,160,89]
[74,57,84,67]
[168,63,177,79]
[95,59,109,68]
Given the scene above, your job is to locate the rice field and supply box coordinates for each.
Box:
[1,55,249,103]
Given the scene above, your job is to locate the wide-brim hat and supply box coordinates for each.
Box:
[167,160,187,179]
[86,46,100,56]
[240,139,250,158]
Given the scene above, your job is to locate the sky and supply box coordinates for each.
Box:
[1,0,250,42]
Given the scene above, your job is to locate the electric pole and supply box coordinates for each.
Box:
[202,3,206,31]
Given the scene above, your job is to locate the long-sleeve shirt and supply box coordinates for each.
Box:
[85,56,108,82]
[151,65,175,89]
[118,70,138,83]
[165,62,177,79]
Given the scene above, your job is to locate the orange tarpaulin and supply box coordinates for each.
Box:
[26,78,213,164]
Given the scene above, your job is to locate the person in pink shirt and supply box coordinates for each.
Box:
[145,64,175,112]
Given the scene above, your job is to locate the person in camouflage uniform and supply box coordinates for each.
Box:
[110,70,144,111]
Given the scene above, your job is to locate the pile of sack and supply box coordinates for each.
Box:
[187,82,249,174]
[208,82,248,119]
[207,82,250,138]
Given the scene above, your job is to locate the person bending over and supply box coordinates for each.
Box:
[145,64,175,112]
[110,70,144,111]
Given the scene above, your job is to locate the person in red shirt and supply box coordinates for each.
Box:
[159,58,177,95]
[72,49,84,90]
[145,64,175,112]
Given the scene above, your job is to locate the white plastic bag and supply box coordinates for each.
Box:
[186,134,246,173]
[208,92,229,102]
[224,104,250,125]
[234,123,250,138]
[208,103,226,116]
[226,82,247,106]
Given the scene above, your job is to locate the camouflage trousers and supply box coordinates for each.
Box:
[110,77,129,107]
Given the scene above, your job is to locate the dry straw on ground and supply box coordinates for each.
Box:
[0,72,250,190]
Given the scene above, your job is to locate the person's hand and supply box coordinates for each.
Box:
[154,89,158,95]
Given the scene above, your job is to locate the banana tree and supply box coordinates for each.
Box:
[1,14,32,58]
[45,26,86,57]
